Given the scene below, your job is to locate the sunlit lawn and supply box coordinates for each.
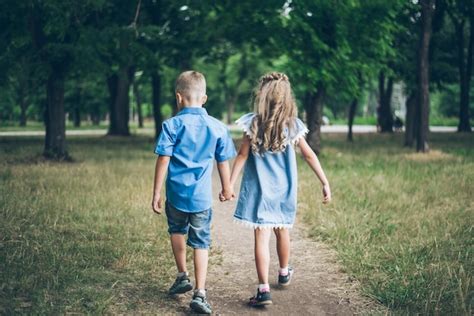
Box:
[0,132,472,314]
[299,132,473,315]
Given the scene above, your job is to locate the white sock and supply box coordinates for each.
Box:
[195,288,206,297]
[258,284,270,292]
[279,266,289,276]
[177,271,188,278]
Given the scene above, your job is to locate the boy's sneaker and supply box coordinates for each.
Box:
[249,289,272,307]
[168,275,193,295]
[190,292,212,314]
[278,267,294,287]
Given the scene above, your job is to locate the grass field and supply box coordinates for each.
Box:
[299,133,473,315]
[0,133,472,314]
[0,136,195,314]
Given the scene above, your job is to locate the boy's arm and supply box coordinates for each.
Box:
[217,161,232,201]
[230,134,250,187]
[297,137,331,204]
[152,155,170,214]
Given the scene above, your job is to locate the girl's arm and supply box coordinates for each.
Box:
[230,134,251,187]
[297,137,331,204]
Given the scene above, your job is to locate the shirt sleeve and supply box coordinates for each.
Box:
[215,128,237,162]
[154,121,175,156]
[288,118,309,144]
[235,113,256,137]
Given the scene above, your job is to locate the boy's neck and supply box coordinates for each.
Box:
[179,104,203,109]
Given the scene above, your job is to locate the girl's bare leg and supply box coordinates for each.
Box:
[274,228,290,269]
[254,228,272,284]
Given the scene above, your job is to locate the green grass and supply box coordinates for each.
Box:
[0,136,211,314]
[1,133,472,314]
[299,133,473,315]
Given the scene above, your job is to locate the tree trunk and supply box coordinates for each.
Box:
[19,105,27,127]
[133,81,144,128]
[416,0,434,152]
[91,112,100,125]
[456,16,473,132]
[347,99,358,142]
[19,88,28,127]
[73,105,81,127]
[226,101,234,125]
[224,51,247,124]
[44,69,68,160]
[378,71,394,133]
[305,85,325,155]
[404,92,417,147]
[152,72,163,139]
[107,66,133,136]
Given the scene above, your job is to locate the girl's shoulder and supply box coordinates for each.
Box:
[235,113,256,137]
[235,113,309,145]
[287,117,309,144]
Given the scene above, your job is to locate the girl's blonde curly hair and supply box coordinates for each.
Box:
[249,72,298,154]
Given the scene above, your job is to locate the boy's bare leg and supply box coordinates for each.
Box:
[274,228,290,268]
[254,228,272,284]
[170,234,187,273]
[193,249,209,289]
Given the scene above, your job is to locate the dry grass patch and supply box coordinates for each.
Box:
[403,149,456,162]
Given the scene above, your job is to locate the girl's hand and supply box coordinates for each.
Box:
[322,184,331,204]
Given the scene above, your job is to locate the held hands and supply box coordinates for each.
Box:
[322,184,332,204]
[219,188,235,202]
[152,193,163,214]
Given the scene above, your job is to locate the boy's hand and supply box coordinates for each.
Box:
[152,194,163,214]
[322,184,331,204]
[219,189,235,202]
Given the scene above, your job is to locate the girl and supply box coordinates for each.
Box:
[227,72,331,307]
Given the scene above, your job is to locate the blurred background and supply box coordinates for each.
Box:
[0,0,472,158]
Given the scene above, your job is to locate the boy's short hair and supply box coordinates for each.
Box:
[175,71,206,100]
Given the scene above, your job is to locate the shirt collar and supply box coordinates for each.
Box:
[177,107,207,115]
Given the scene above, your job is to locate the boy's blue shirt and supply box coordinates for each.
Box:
[155,107,236,213]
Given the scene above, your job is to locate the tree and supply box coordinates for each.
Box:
[132,76,144,128]
[8,60,34,127]
[416,0,436,152]
[404,92,417,146]
[1,1,109,159]
[28,2,77,159]
[283,0,402,152]
[445,0,473,132]
[378,71,394,132]
[82,0,144,136]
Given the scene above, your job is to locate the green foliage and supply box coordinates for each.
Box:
[0,0,469,128]
[279,0,402,96]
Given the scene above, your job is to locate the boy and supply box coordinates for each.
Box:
[151,71,235,314]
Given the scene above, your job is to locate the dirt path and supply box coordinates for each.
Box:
[193,175,381,315]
